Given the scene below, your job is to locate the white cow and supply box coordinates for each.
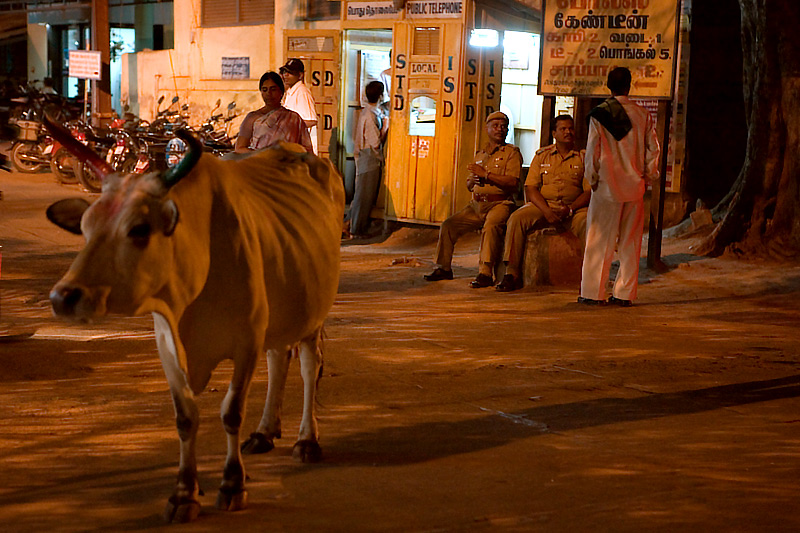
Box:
[45,117,344,522]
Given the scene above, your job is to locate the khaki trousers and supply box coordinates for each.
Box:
[434,200,514,275]
[502,204,588,278]
[580,195,644,301]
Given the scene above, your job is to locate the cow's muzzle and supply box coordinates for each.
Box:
[50,281,108,320]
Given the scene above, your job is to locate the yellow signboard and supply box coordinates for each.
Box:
[539,0,680,99]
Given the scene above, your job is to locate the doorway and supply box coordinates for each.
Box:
[499,30,576,160]
[342,29,392,202]
[498,30,542,166]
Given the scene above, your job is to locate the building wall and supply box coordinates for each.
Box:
[27,23,48,83]
[123,0,338,130]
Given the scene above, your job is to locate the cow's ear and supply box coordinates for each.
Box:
[46,198,90,235]
[161,199,179,236]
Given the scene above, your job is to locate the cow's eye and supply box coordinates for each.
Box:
[128,223,151,245]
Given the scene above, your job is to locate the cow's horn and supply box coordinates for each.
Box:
[42,113,112,180]
[161,129,203,188]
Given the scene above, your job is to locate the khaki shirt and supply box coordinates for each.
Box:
[525,144,589,207]
[471,143,523,196]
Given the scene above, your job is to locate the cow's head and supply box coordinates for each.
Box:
[44,114,203,321]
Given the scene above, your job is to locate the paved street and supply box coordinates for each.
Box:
[1,164,800,532]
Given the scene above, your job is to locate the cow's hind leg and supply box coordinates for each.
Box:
[216,356,256,511]
[293,329,323,463]
[154,314,202,523]
[241,348,291,454]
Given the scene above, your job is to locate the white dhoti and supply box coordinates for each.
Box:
[580,194,644,301]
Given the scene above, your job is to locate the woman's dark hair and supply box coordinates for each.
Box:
[259,71,285,94]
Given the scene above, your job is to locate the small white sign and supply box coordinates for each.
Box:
[68,50,102,80]
[345,1,400,20]
[221,57,250,80]
[406,0,464,19]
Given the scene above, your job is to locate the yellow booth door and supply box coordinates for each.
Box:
[284,30,341,161]
[383,22,464,225]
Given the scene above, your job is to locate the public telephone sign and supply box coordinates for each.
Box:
[539,0,680,99]
[68,50,102,80]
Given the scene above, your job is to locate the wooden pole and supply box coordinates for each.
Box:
[91,0,112,127]
[540,96,555,148]
[647,100,671,272]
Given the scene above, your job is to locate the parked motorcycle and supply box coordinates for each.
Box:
[74,125,121,192]
[73,99,182,191]
[166,99,237,167]
[9,119,55,173]
[49,120,89,185]
[8,82,80,177]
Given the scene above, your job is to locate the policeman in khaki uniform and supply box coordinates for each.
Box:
[425,111,523,288]
[496,115,591,292]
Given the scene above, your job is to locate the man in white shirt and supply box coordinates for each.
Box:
[346,80,389,238]
[280,58,318,154]
[579,67,661,307]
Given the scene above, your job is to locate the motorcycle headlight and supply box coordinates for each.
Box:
[165,137,187,168]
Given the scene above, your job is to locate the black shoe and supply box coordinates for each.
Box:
[495,274,522,292]
[577,296,607,306]
[424,267,453,281]
[469,273,494,288]
[608,296,633,307]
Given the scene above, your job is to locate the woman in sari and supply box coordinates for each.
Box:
[235,71,313,154]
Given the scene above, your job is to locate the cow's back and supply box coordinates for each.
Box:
[178,146,344,351]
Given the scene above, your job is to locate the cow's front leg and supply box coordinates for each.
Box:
[241,348,291,454]
[154,313,201,523]
[164,387,201,522]
[217,356,255,511]
[293,329,323,463]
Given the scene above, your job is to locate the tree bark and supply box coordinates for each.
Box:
[699,0,800,258]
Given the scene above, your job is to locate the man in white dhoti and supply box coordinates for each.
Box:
[579,67,661,307]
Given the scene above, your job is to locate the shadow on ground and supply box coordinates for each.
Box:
[317,375,800,467]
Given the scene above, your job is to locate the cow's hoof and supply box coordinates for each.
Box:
[163,496,201,523]
[292,439,323,463]
[241,432,275,454]
[216,488,248,512]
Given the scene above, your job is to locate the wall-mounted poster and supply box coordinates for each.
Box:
[222,57,250,80]
[539,0,680,99]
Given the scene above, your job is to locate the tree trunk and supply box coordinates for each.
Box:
[700,0,800,258]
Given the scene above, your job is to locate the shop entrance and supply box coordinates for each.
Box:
[341,29,392,202]
[498,30,542,167]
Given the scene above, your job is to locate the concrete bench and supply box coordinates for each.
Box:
[522,229,583,287]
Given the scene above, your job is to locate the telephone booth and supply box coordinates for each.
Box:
[296,1,542,225]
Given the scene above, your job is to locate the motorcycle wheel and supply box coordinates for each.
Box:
[10,142,45,173]
[76,161,103,193]
[121,156,143,174]
[50,146,80,184]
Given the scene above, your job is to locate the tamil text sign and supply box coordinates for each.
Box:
[68,50,102,80]
[345,1,400,20]
[540,0,679,98]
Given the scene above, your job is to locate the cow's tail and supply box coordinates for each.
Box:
[316,326,325,408]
